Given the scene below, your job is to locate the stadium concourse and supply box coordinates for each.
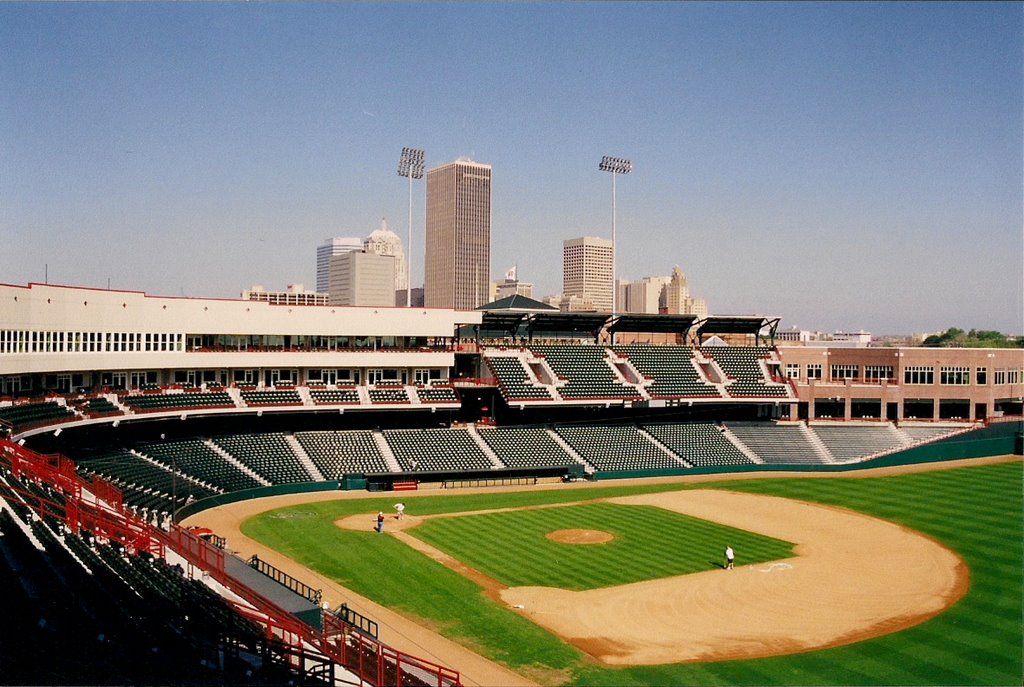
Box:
[1,282,1022,685]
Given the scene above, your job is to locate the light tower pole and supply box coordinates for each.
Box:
[599,155,632,315]
[398,147,425,307]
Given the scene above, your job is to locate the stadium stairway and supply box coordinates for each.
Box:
[719,424,764,464]
[284,434,325,481]
[635,426,689,467]
[373,431,403,472]
[466,425,506,469]
[545,428,594,474]
[206,439,272,487]
[295,386,314,406]
[800,422,837,463]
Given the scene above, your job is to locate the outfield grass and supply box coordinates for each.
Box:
[243,460,1023,686]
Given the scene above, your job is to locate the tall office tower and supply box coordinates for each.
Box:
[327,251,396,307]
[316,237,362,293]
[621,276,671,314]
[665,265,708,317]
[563,236,613,313]
[424,159,492,310]
[363,219,408,296]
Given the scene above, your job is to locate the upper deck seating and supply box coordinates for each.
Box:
[294,430,391,478]
[368,387,410,404]
[139,438,263,492]
[725,422,827,464]
[0,401,76,431]
[553,424,681,472]
[212,433,312,484]
[416,386,460,403]
[475,427,576,468]
[701,346,790,397]
[485,355,554,401]
[120,391,235,412]
[382,428,494,472]
[529,345,641,400]
[239,389,303,406]
[309,388,361,405]
[615,345,721,398]
[642,422,754,467]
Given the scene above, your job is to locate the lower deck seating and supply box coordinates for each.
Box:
[725,422,828,464]
[812,425,908,461]
[383,428,493,472]
[212,433,312,483]
[475,427,576,468]
[0,507,287,686]
[554,425,682,472]
[642,422,754,467]
[295,430,391,477]
[76,449,217,515]
[139,439,263,492]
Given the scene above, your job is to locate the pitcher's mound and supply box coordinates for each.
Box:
[547,529,615,545]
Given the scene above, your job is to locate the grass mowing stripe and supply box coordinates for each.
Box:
[409,501,793,589]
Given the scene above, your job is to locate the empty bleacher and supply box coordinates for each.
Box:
[485,355,554,401]
[382,428,494,472]
[212,432,313,484]
[239,389,303,406]
[554,424,682,472]
[475,427,577,468]
[0,400,77,432]
[812,424,909,462]
[309,388,361,405]
[139,438,263,492]
[75,449,217,515]
[120,391,236,412]
[725,422,828,464]
[416,386,460,403]
[0,506,285,686]
[642,422,755,468]
[900,424,963,443]
[701,346,790,398]
[368,387,410,404]
[294,430,392,478]
[530,345,642,400]
[616,345,721,398]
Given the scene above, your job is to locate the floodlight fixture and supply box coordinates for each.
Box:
[599,155,632,314]
[398,147,425,306]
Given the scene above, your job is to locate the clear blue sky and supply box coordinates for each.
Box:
[2,2,1021,334]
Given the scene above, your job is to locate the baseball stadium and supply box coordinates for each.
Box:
[0,280,1021,686]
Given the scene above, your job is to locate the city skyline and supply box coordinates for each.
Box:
[2,3,1020,334]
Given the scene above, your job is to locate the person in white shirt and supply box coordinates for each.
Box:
[725,545,735,570]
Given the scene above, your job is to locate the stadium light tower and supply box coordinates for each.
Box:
[599,155,632,314]
[398,147,425,307]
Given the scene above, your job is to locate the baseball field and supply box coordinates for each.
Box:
[188,457,1022,686]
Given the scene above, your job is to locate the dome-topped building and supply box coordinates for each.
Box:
[363,218,408,294]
